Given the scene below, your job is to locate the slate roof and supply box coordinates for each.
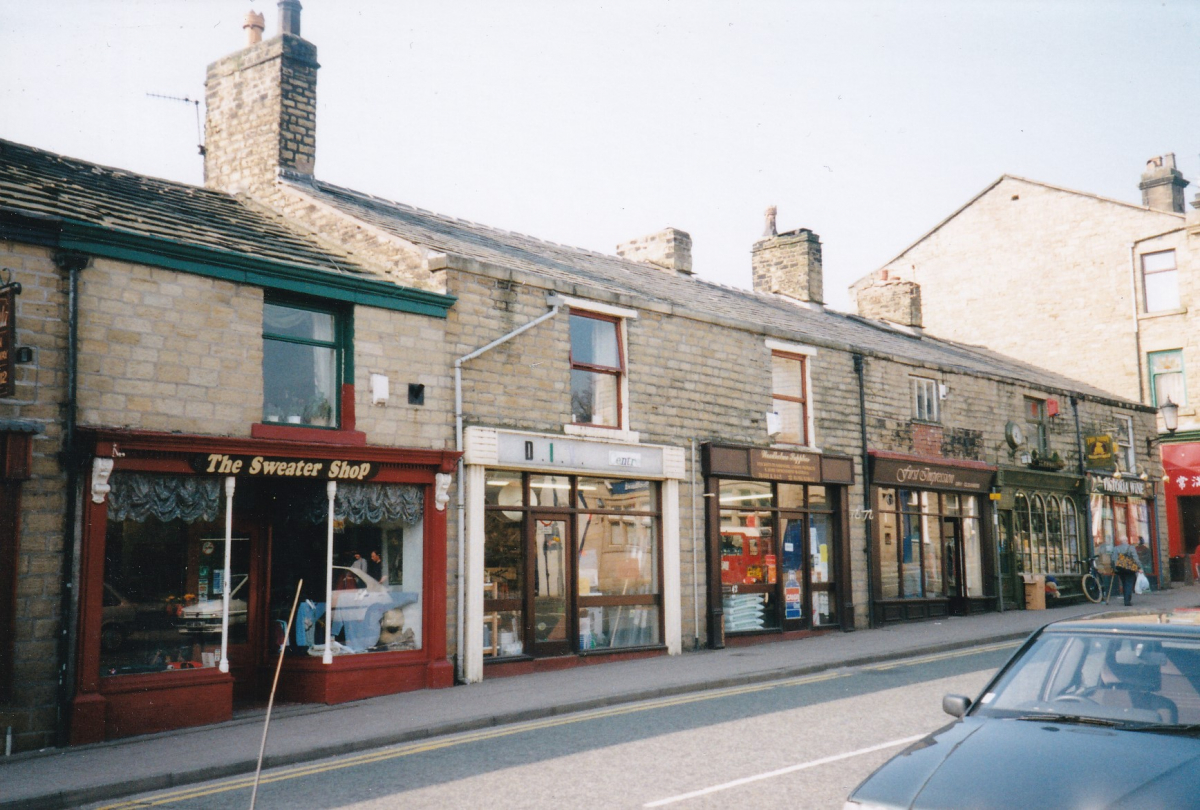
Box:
[0,138,374,277]
[287,174,1140,406]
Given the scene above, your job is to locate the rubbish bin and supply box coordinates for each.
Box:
[1021,574,1046,610]
[1170,556,1186,583]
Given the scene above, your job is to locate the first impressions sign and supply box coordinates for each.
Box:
[190,453,379,481]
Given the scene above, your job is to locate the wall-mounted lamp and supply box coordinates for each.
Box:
[1160,397,1179,434]
[370,373,389,406]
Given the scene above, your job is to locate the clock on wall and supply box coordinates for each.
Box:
[1005,421,1025,449]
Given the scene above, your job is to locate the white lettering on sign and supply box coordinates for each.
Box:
[896,465,958,486]
[609,451,642,469]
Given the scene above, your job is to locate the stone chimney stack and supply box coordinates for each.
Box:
[243,11,265,46]
[204,1,319,194]
[857,270,923,329]
[616,228,693,274]
[751,207,822,304]
[1139,153,1188,213]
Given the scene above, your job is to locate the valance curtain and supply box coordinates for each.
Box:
[107,474,222,523]
[301,482,423,526]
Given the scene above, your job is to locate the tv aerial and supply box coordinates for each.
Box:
[146,92,206,159]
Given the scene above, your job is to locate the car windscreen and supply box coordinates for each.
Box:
[974,631,1200,727]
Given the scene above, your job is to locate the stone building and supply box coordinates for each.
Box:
[853,154,1199,583]
[0,2,1161,750]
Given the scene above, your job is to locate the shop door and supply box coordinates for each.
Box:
[997,511,1021,607]
[530,515,572,656]
[779,515,807,630]
[943,518,967,614]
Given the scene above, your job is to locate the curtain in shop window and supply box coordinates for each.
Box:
[107,473,222,523]
[300,483,423,526]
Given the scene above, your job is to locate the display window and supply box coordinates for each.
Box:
[1012,492,1082,576]
[718,479,837,633]
[875,488,985,600]
[483,470,661,658]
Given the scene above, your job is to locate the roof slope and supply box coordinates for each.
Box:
[290,176,1140,406]
[0,138,374,277]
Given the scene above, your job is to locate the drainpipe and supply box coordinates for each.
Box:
[454,301,561,682]
[1072,395,1094,558]
[1128,244,1146,404]
[54,251,88,747]
[853,354,874,630]
[690,438,700,650]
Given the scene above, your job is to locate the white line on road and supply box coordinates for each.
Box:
[643,733,927,808]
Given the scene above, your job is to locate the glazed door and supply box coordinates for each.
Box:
[779,515,807,630]
[943,518,967,614]
[530,515,572,656]
[208,522,263,702]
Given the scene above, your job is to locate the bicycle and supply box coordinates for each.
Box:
[1079,555,1116,604]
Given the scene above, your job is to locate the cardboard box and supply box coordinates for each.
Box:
[1021,574,1046,610]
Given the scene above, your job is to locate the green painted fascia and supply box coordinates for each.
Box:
[57,219,455,318]
[1158,428,1200,444]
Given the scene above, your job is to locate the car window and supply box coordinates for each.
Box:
[977,632,1200,726]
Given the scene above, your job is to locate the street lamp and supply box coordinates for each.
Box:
[1160,397,1179,434]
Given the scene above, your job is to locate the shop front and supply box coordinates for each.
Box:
[70,429,457,744]
[462,428,686,682]
[869,453,996,625]
[703,443,854,648]
[1088,472,1159,586]
[994,467,1085,606]
[1163,442,1200,583]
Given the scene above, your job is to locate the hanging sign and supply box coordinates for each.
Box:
[189,453,379,481]
[0,285,15,399]
[1084,435,1116,470]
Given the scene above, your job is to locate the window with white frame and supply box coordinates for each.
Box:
[569,310,624,428]
[1115,415,1135,473]
[911,377,939,422]
[1149,349,1187,408]
[1142,250,1180,313]
[771,351,808,445]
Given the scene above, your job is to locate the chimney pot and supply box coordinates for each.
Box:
[243,11,265,46]
[279,0,302,37]
[616,228,693,275]
[763,205,778,238]
[1139,153,1188,214]
[750,209,823,304]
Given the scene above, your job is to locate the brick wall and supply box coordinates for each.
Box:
[0,241,68,751]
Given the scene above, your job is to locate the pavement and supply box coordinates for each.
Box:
[4,583,1199,810]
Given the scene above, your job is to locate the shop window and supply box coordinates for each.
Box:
[1149,350,1187,408]
[911,376,939,423]
[569,310,624,428]
[483,472,662,657]
[771,352,809,445]
[101,474,230,676]
[262,299,343,428]
[268,481,425,656]
[1141,250,1179,312]
[1024,397,1048,454]
[876,488,900,599]
[1063,498,1080,573]
[1016,491,1082,576]
[1115,415,1135,474]
[876,487,983,600]
[1015,492,1032,574]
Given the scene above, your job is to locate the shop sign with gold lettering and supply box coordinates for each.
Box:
[748,449,820,483]
[0,285,14,399]
[189,453,379,481]
[872,457,993,493]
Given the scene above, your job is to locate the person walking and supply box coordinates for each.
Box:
[1112,538,1141,607]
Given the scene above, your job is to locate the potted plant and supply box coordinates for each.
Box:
[303,394,333,426]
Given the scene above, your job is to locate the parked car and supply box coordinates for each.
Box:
[176,574,248,634]
[101,583,137,651]
[845,609,1200,809]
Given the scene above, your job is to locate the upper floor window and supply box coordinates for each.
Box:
[1149,349,1187,408]
[772,351,808,445]
[262,299,341,427]
[1024,396,1048,454]
[569,310,624,428]
[1142,250,1180,312]
[911,376,939,423]
[1115,414,1135,473]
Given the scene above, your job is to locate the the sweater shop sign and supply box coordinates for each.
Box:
[190,453,379,481]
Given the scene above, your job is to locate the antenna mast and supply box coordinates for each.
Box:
[146,93,206,158]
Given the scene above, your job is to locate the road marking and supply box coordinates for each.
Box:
[642,734,928,807]
[94,671,851,809]
[867,640,1020,671]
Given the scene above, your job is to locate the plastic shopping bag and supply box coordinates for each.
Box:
[1135,572,1150,594]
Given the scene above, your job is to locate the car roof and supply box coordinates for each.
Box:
[1041,608,1200,638]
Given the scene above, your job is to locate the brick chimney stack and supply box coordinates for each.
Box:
[751,207,823,304]
[616,228,693,275]
[243,12,265,46]
[856,270,923,329]
[204,1,319,194]
[1139,153,1188,213]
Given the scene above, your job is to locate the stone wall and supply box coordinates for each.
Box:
[0,240,68,752]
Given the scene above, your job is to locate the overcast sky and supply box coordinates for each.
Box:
[2,1,1198,309]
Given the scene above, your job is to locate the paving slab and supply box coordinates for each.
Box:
[3,584,1197,810]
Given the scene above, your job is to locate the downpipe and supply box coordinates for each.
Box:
[853,354,874,630]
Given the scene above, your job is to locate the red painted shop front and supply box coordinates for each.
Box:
[1164,442,1200,582]
[70,429,457,744]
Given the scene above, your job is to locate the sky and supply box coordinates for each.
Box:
[2,1,1199,311]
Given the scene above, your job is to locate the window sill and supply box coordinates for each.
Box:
[563,423,640,444]
[251,423,367,445]
[1139,307,1188,320]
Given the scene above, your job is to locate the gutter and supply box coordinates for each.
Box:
[453,301,561,682]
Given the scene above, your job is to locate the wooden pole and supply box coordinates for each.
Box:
[249,579,303,810]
